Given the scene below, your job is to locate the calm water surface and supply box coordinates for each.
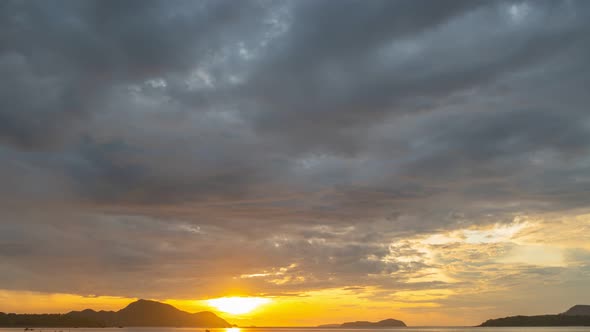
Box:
[2,328,590,332]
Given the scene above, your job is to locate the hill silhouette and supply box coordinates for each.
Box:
[319,318,406,328]
[563,305,590,316]
[0,299,231,327]
[480,305,590,326]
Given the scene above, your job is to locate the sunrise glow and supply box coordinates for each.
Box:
[207,297,271,315]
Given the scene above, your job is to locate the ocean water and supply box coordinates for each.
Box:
[2,327,590,332]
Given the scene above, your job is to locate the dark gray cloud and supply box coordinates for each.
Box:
[1,0,590,306]
[0,0,270,148]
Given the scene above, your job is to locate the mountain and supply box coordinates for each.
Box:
[563,305,590,316]
[319,318,407,328]
[480,305,590,327]
[109,299,230,327]
[0,299,231,327]
[479,315,590,327]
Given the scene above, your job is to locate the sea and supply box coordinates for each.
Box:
[2,327,590,332]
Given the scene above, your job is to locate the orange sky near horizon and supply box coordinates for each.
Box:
[2,216,590,327]
[0,289,453,327]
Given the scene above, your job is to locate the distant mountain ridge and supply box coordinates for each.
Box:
[563,305,590,316]
[319,318,406,328]
[480,305,590,327]
[0,299,231,327]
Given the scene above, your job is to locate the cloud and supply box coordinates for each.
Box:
[0,0,590,321]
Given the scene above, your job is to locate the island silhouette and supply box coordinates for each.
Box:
[318,318,406,328]
[480,304,590,326]
[0,299,231,327]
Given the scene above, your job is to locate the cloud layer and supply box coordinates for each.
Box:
[1,0,590,324]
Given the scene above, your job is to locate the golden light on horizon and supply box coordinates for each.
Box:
[207,297,271,315]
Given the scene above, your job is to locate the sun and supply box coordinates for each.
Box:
[206,297,271,315]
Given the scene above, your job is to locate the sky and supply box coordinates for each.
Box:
[1,0,590,327]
